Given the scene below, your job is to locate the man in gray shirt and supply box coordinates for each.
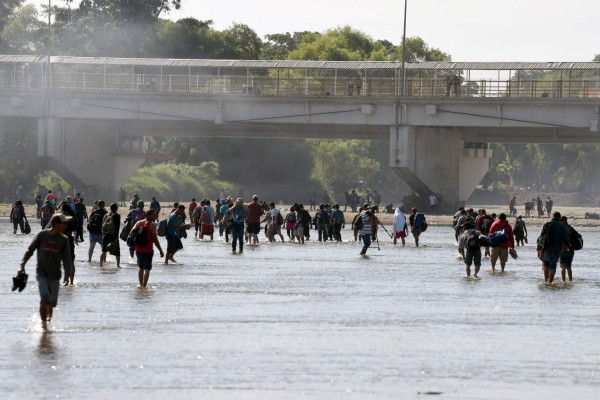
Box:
[18,213,73,331]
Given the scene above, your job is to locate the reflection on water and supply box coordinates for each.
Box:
[1,222,599,399]
[37,332,56,356]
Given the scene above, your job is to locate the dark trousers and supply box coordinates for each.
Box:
[231,223,244,251]
[333,223,342,241]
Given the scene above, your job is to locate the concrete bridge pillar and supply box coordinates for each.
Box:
[37,118,144,201]
[390,126,492,210]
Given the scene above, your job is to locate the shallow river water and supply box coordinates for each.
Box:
[1,220,599,399]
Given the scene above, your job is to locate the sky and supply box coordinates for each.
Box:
[26,0,600,62]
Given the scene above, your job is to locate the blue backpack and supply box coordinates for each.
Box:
[414,213,425,228]
[489,229,508,247]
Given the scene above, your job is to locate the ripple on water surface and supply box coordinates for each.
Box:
[1,223,599,399]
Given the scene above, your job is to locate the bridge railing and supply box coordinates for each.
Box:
[21,72,599,99]
[1,60,600,99]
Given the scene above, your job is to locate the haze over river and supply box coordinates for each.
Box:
[1,221,599,399]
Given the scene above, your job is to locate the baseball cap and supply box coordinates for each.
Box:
[51,213,72,223]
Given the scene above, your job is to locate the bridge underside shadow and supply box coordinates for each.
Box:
[2,112,597,208]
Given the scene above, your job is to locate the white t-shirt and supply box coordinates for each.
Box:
[429,195,438,206]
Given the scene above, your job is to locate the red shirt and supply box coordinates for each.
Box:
[489,219,514,249]
[189,202,197,216]
[134,220,155,254]
[246,201,264,223]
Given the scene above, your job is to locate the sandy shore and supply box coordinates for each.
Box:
[5,202,600,228]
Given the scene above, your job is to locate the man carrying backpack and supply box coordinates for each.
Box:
[488,213,515,273]
[459,222,482,278]
[538,211,570,284]
[10,200,26,234]
[125,201,146,261]
[314,204,329,242]
[330,204,345,242]
[268,202,285,243]
[475,209,494,258]
[87,200,107,262]
[513,216,528,247]
[408,208,427,247]
[100,203,121,268]
[39,200,55,229]
[559,216,578,282]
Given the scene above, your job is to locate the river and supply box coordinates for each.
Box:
[1,221,599,399]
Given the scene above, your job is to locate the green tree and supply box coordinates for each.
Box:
[289,26,373,61]
[52,0,181,57]
[1,4,44,54]
[0,0,26,53]
[217,23,262,59]
[309,139,380,194]
[155,18,220,58]
[260,32,315,60]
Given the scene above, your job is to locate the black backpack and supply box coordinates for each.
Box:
[316,211,327,224]
[88,209,105,234]
[481,218,493,235]
[354,214,364,230]
[466,229,480,253]
[570,227,583,251]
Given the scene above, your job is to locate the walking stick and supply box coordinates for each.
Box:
[379,223,393,239]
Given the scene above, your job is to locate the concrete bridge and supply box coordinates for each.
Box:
[1,55,600,207]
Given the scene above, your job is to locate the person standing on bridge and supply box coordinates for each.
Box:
[355,75,363,95]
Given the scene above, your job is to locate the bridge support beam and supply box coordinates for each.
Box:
[37,118,144,201]
[390,126,492,210]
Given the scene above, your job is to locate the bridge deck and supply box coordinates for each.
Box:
[1,55,600,99]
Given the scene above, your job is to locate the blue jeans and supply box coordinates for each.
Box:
[360,234,371,254]
[231,223,244,251]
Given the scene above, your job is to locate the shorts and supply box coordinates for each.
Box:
[247,222,260,234]
[543,250,559,270]
[136,252,154,270]
[395,231,407,239]
[201,224,215,235]
[89,233,103,244]
[490,247,508,264]
[37,274,60,307]
[560,251,574,269]
[101,234,118,253]
[465,249,482,267]
[411,227,422,238]
[166,234,183,254]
